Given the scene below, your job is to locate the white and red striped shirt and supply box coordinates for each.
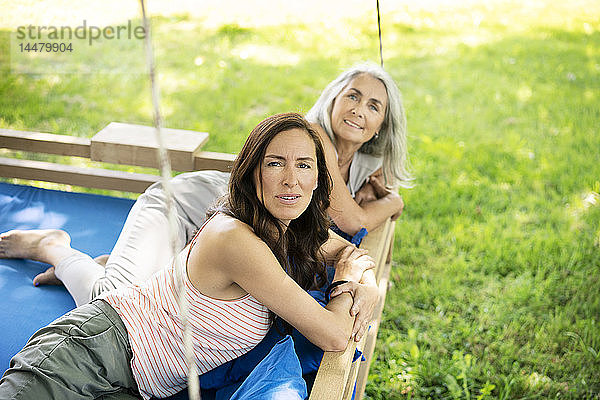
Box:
[101,249,271,399]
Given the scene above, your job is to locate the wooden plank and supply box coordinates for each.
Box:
[0,157,159,193]
[0,129,91,157]
[346,220,394,399]
[353,221,395,397]
[342,332,369,400]
[193,151,236,172]
[309,340,359,400]
[0,128,235,173]
[354,255,393,397]
[310,220,393,400]
[91,122,209,171]
[362,220,394,283]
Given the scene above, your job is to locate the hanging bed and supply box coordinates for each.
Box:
[0,123,395,399]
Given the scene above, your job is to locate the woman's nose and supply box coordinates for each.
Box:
[282,166,298,187]
[351,105,365,118]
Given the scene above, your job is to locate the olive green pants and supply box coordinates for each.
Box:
[0,300,140,399]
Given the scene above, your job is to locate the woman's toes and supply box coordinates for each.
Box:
[33,266,63,286]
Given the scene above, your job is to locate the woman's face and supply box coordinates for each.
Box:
[254,128,319,227]
[330,73,388,147]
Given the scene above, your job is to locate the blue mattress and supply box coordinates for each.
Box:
[0,182,135,375]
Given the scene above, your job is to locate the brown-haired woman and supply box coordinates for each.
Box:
[0,113,377,399]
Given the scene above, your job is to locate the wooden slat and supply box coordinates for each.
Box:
[353,221,395,397]
[342,334,368,400]
[0,127,237,173]
[354,242,394,396]
[0,129,91,157]
[362,220,394,283]
[353,268,391,396]
[0,157,159,193]
[310,220,394,400]
[193,151,236,172]
[344,220,394,399]
[309,340,359,400]
[91,122,209,171]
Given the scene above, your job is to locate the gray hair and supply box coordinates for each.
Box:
[306,62,413,188]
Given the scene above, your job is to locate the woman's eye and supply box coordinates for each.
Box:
[348,93,358,101]
[369,104,379,112]
[266,161,282,167]
[298,163,311,169]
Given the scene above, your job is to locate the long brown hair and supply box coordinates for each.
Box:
[212,112,332,291]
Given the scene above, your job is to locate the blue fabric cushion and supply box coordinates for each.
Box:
[227,335,307,400]
[0,182,134,375]
[174,336,307,400]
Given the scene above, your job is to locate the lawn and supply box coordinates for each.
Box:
[1,0,599,398]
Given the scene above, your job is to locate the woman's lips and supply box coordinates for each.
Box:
[276,194,301,204]
[344,119,363,130]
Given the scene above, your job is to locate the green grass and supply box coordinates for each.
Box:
[1,1,599,398]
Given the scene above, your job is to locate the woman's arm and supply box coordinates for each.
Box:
[314,125,403,235]
[332,266,379,342]
[363,172,404,221]
[318,228,352,265]
[319,229,380,340]
[188,217,374,352]
[319,228,371,272]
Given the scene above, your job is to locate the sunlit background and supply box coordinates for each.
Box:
[0,0,599,398]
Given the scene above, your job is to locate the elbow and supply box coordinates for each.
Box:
[329,337,350,352]
[320,327,351,352]
[332,215,365,237]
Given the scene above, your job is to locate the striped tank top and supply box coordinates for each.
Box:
[101,229,271,399]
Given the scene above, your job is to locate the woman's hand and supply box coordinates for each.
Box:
[354,181,378,205]
[369,175,404,220]
[333,246,375,282]
[329,281,379,342]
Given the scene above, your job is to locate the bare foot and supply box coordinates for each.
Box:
[0,229,71,264]
[94,254,110,267]
[33,266,63,286]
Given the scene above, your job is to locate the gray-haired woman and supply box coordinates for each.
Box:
[307,62,411,235]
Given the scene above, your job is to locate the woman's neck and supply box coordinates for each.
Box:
[335,139,362,169]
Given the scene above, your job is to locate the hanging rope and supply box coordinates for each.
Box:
[138,1,200,400]
[376,0,384,67]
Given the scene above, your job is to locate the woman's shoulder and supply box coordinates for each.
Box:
[311,122,338,161]
[189,213,264,269]
[192,213,278,280]
[202,213,256,243]
[196,213,271,262]
[311,123,332,145]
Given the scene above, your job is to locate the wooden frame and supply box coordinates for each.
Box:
[0,124,235,193]
[0,123,395,399]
